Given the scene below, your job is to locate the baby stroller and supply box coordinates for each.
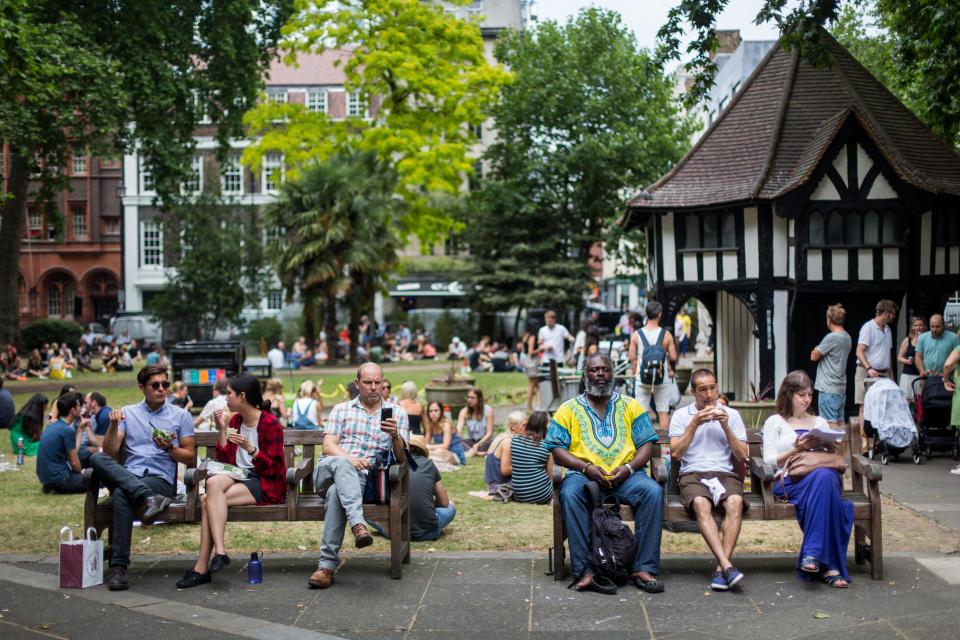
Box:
[913,377,960,460]
[863,377,921,465]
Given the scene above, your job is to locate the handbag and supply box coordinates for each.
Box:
[779,451,847,500]
[59,526,103,588]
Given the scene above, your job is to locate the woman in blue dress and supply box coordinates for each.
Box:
[425,401,465,465]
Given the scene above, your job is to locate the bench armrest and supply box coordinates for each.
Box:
[551,463,564,486]
[184,467,207,489]
[650,457,668,486]
[851,454,882,483]
[750,456,777,483]
[287,457,313,487]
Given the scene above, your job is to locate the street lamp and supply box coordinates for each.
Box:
[115,182,126,311]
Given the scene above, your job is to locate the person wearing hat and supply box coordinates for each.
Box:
[408,434,455,541]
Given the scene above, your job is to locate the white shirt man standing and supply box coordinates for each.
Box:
[855,299,898,453]
[536,310,573,364]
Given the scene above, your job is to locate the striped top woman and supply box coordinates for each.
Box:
[500,410,553,504]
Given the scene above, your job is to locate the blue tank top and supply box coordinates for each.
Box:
[484,436,510,488]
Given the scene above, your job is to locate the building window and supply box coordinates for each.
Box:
[680,211,738,251]
[140,157,155,194]
[184,154,203,194]
[307,90,328,113]
[807,207,904,247]
[45,275,75,319]
[262,152,284,193]
[472,123,482,140]
[27,210,42,238]
[72,207,88,240]
[346,91,366,118]
[103,218,120,234]
[72,156,87,175]
[934,211,960,246]
[267,289,283,310]
[221,154,244,195]
[466,1,483,14]
[47,288,61,317]
[142,220,162,267]
[268,90,288,104]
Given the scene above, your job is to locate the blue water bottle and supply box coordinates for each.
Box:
[16,437,24,465]
[248,551,263,584]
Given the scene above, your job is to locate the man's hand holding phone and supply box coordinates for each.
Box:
[380,407,399,439]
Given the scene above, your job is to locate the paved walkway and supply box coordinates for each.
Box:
[3,551,960,639]
[870,449,960,533]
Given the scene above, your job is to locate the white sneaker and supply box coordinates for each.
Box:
[950,466,960,476]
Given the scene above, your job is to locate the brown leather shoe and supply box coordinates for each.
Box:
[352,523,373,548]
[308,567,334,589]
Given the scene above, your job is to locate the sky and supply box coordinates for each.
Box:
[530,0,784,54]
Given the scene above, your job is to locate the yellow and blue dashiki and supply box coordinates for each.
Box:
[544,392,656,474]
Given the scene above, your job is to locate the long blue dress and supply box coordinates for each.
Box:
[773,467,854,582]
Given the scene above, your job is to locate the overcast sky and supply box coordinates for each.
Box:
[529,0,783,54]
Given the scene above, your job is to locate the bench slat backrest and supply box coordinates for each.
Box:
[652,427,764,490]
[193,429,325,493]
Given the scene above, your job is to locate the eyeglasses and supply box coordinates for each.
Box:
[148,381,171,390]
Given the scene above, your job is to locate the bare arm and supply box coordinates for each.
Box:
[433,480,449,508]
[943,349,959,391]
[102,410,126,457]
[68,448,81,473]
[897,337,912,366]
[500,437,512,476]
[855,343,870,370]
[664,331,678,363]
[627,332,639,362]
[810,347,823,362]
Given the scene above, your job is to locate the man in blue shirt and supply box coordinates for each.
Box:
[77,391,111,468]
[915,314,960,376]
[36,392,85,493]
[90,364,195,591]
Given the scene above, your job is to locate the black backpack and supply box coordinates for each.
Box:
[584,481,637,586]
[638,328,667,385]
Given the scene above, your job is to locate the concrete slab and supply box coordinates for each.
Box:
[877,453,960,533]
[915,556,960,585]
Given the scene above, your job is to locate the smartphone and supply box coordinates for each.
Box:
[381,407,393,422]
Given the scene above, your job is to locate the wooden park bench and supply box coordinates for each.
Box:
[550,422,883,581]
[83,429,412,579]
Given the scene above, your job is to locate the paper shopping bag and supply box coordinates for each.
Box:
[59,526,103,588]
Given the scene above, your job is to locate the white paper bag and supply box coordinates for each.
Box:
[59,526,103,588]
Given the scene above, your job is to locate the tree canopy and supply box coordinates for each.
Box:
[243,0,510,244]
[465,8,696,314]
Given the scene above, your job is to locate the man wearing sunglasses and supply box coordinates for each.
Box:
[90,363,196,590]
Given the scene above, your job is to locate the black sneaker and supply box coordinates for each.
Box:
[176,570,211,589]
[209,553,231,574]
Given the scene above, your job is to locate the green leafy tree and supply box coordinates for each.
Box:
[659,0,960,148]
[466,8,696,315]
[147,196,270,341]
[264,149,404,365]
[244,0,510,245]
[0,0,293,348]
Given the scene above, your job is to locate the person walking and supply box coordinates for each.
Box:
[854,300,898,454]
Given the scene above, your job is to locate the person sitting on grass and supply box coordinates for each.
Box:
[262,377,288,424]
[291,379,321,430]
[26,349,50,378]
[484,410,526,493]
[2,351,25,381]
[397,381,424,435]
[499,410,554,504]
[10,393,48,457]
[75,343,95,372]
[457,387,495,457]
[48,384,77,423]
[425,400,465,465]
[36,391,86,494]
[168,380,193,411]
[113,344,134,372]
[408,434,455,540]
[77,392,112,468]
[176,373,286,588]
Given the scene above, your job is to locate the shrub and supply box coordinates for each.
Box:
[21,319,84,351]
[244,317,282,353]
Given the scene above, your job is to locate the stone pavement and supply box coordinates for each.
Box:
[3,551,960,639]
[871,449,960,533]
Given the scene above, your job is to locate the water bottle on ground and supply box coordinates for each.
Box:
[17,437,25,465]
[248,551,263,583]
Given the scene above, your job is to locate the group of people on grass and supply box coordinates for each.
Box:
[1,337,171,382]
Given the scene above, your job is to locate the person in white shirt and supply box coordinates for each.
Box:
[536,310,573,364]
[267,341,286,372]
[194,378,229,429]
[668,369,748,591]
[854,300,898,454]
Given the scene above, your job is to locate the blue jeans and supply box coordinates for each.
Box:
[559,469,663,578]
[818,392,845,422]
[413,505,456,541]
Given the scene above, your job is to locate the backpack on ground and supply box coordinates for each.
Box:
[584,481,637,586]
[637,328,667,385]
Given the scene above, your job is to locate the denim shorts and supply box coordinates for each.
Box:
[818,392,846,422]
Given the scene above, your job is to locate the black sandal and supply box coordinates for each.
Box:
[632,575,665,593]
[568,574,618,595]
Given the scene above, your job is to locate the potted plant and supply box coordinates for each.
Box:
[424,362,475,418]
[728,381,776,430]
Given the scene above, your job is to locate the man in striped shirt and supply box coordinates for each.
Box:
[546,353,664,594]
[308,363,409,589]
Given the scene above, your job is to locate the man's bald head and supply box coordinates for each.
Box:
[929,314,945,338]
[356,362,385,407]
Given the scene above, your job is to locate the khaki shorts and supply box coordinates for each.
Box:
[678,471,748,515]
[635,381,672,415]
[854,365,889,404]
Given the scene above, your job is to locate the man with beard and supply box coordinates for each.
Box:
[545,353,664,594]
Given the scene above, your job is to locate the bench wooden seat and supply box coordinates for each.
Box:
[551,422,883,581]
[84,429,412,579]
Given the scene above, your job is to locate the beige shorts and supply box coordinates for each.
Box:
[635,381,672,415]
[678,471,748,515]
[854,365,889,404]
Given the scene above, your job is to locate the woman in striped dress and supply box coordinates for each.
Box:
[500,410,553,504]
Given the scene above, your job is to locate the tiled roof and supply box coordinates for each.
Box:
[264,49,353,86]
[626,30,960,213]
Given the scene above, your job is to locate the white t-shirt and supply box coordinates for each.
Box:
[199,395,228,426]
[538,323,570,363]
[668,402,747,474]
[857,319,893,370]
[267,348,285,371]
[235,423,259,469]
[292,397,319,426]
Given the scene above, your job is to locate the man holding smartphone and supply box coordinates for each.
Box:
[309,363,409,589]
[669,369,748,591]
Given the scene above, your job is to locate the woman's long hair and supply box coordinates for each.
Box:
[524,410,549,444]
[16,394,49,441]
[424,400,450,442]
[228,373,270,412]
[468,387,485,420]
[775,370,815,419]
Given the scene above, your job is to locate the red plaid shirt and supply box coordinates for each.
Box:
[215,411,286,504]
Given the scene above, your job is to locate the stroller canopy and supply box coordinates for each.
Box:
[864,378,918,449]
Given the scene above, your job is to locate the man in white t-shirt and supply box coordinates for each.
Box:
[267,341,287,372]
[668,369,748,591]
[854,299,898,453]
[628,301,677,427]
[194,378,228,429]
[536,311,573,364]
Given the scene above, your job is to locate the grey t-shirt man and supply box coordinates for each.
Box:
[409,454,441,539]
[814,331,852,395]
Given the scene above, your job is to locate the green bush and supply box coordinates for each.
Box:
[21,319,84,351]
[244,317,282,353]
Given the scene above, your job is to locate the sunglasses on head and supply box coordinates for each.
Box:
[148,380,171,390]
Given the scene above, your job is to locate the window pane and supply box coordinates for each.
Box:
[684,214,700,249]
[809,211,824,245]
[72,209,87,240]
[864,209,879,244]
[47,287,60,316]
[844,212,862,245]
[944,213,958,244]
[827,210,844,244]
[721,213,736,247]
[703,215,718,248]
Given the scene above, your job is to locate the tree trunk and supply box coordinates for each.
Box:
[324,291,338,366]
[0,152,32,349]
[303,294,316,347]
[348,299,360,365]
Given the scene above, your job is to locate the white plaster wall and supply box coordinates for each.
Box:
[663,212,677,281]
[744,207,759,278]
[716,291,761,402]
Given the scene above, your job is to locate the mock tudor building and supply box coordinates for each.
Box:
[621,30,960,408]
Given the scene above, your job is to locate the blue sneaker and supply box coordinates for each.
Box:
[723,566,744,589]
[710,570,728,591]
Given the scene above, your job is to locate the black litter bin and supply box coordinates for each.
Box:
[169,341,245,407]
[243,356,273,391]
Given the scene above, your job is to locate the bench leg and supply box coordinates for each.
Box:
[552,500,568,582]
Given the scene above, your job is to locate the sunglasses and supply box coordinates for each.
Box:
[148,381,171,390]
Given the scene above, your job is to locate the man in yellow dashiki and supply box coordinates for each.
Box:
[546,353,664,593]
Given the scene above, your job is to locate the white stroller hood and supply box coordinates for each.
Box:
[863,378,918,449]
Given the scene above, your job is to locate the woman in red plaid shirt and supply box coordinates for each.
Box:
[176,373,286,588]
